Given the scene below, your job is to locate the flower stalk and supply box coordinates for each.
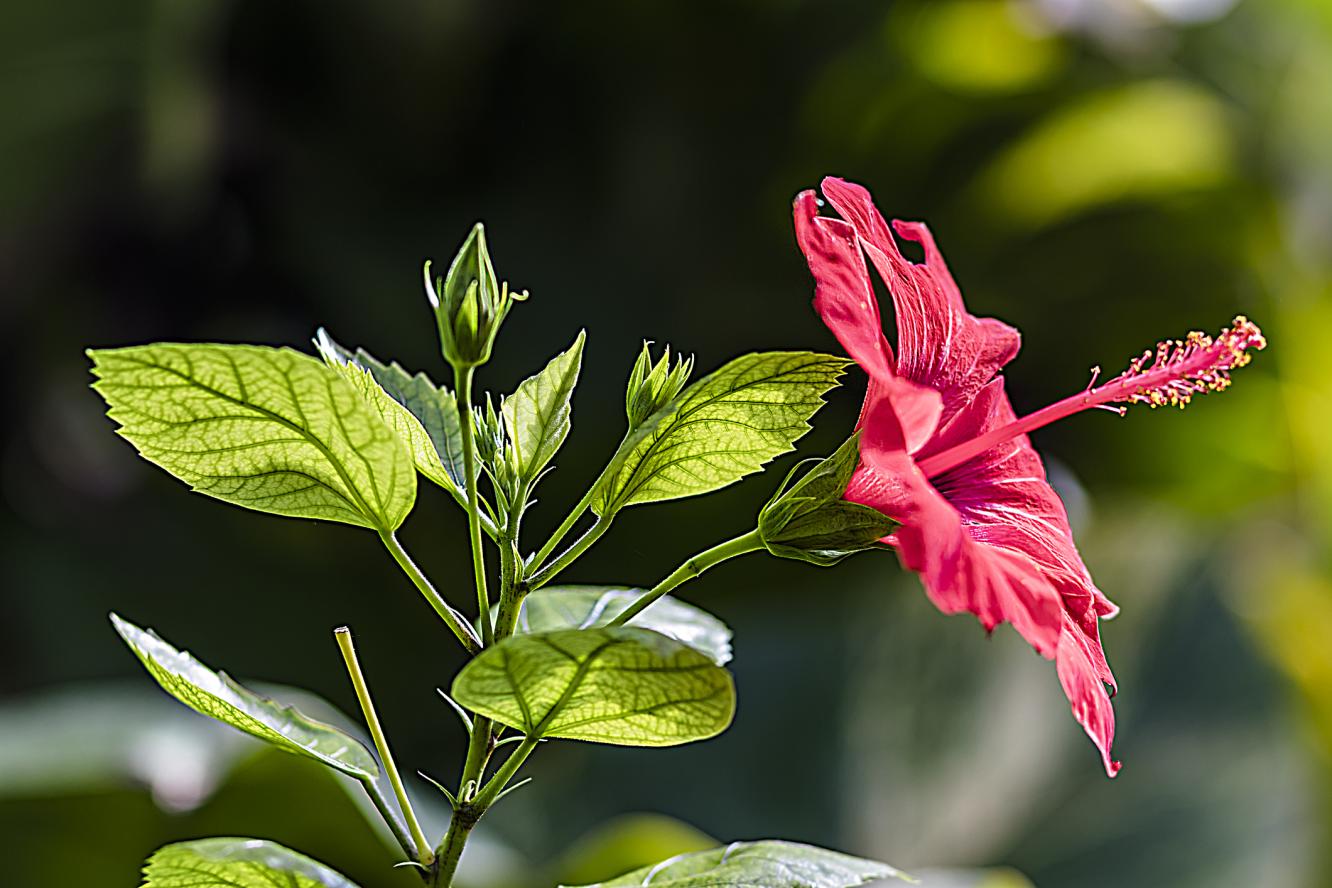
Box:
[610,530,765,627]
[455,365,494,647]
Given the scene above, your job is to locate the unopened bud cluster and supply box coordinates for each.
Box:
[625,343,693,428]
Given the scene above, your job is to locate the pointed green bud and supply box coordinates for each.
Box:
[625,342,694,428]
[756,433,897,567]
[429,223,524,369]
[473,394,505,466]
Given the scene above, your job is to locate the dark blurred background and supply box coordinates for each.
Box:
[3,1,1330,886]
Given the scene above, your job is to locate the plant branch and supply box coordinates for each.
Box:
[380,531,482,656]
[432,733,541,887]
[524,514,613,592]
[609,529,764,627]
[335,627,435,868]
[472,734,540,809]
[530,472,606,570]
[360,774,419,864]
[446,486,500,541]
[433,514,532,886]
[432,812,476,888]
[455,365,494,647]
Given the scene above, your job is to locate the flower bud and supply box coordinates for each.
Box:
[757,434,896,566]
[625,342,693,428]
[427,223,527,369]
[471,394,506,467]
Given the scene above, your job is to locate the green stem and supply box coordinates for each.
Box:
[360,774,420,865]
[494,534,524,641]
[472,735,539,809]
[528,434,627,572]
[609,530,764,627]
[335,627,435,868]
[432,813,476,888]
[433,517,529,887]
[524,514,613,592]
[436,734,541,887]
[456,365,494,647]
[380,532,482,656]
[447,486,500,541]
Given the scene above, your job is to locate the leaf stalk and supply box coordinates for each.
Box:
[335,627,435,868]
[528,448,619,571]
[360,772,420,864]
[380,531,482,655]
[524,514,613,592]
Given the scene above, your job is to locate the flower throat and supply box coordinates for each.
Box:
[918,316,1266,479]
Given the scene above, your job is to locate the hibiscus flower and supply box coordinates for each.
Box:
[794,177,1265,776]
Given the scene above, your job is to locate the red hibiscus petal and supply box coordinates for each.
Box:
[793,189,895,381]
[1057,614,1121,777]
[820,177,1021,423]
[795,189,943,453]
[928,379,1121,628]
[849,386,1064,657]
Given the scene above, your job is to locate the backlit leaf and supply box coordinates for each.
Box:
[593,352,847,515]
[315,328,465,494]
[451,628,734,747]
[502,330,586,487]
[111,613,379,781]
[141,837,361,888]
[89,343,415,531]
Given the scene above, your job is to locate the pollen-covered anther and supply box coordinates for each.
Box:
[1103,316,1265,410]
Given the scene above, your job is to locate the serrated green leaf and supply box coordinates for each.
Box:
[562,840,908,888]
[142,837,361,888]
[111,614,379,781]
[451,628,735,746]
[593,352,848,515]
[518,586,732,665]
[315,328,466,494]
[502,330,586,487]
[89,343,415,531]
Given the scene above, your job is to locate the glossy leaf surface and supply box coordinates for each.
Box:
[452,628,734,746]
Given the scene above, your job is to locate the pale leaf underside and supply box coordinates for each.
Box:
[111,613,379,781]
[519,586,733,665]
[563,839,907,888]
